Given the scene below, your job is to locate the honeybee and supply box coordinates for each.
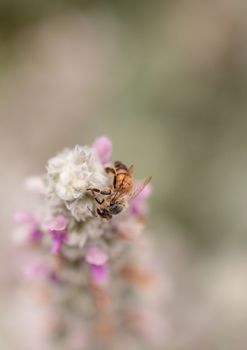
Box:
[87,161,152,220]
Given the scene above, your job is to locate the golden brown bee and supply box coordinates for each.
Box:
[87,161,152,220]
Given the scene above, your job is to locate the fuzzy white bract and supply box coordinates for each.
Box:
[46,145,110,221]
[47,145,108,201]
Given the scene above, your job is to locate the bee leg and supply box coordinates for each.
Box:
[87,188,101,193]
[87,188,104,203]
[100,189,112,195]
[87,188,102,200]
[95,197,105,205]
[87,188,106,203]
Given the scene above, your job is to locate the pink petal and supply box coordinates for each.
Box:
[85,245,108,266]
[89,264,108,285]
[50,231,67,254]
[51,240,62,254]
[92,136,112,165]
[29,229,43,241]
[45,214,68,231]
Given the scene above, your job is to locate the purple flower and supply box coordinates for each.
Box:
[50,230,67,254]
[85,245,108,285]
[29,229,43,241]
[129,183,152,216]
[13,210,43,243]
[45,214,68,231]
[92,136,112,165]
[89,264,109,285]
[23,262,60,284]
[85,245,108,265]
[45,214,68,253]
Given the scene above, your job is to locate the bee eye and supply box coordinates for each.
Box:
[109,204,123,215]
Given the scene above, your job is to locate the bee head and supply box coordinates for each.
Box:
[97,208,112,220]
[109,201,124,215]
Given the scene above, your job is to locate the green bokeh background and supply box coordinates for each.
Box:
[1,1,247,349]
[2,0,247,247]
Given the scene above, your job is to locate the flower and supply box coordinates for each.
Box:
[64,196,95,222]
[46,145,110,222]
[50,231,67,254]
[85,245,108,265]
[13,210,43,243]
[89,264,109,285]
[46,214,68,253]
[23,259,60,284]
[45,214,68,231]
[47,145,109,202]
[14,136,164,350]
[92,136,112,165]
[86,245,109,285]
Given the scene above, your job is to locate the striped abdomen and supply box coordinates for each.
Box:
[114,161,133,194]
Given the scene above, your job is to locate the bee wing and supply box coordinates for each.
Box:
[128,164,134,175]
[128,176,152,202]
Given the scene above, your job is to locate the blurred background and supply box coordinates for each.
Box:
[1,0,247,349]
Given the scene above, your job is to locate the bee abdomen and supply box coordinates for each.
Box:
[116,173,132,193]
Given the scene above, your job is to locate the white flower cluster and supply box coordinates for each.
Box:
[46,145,110,221]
